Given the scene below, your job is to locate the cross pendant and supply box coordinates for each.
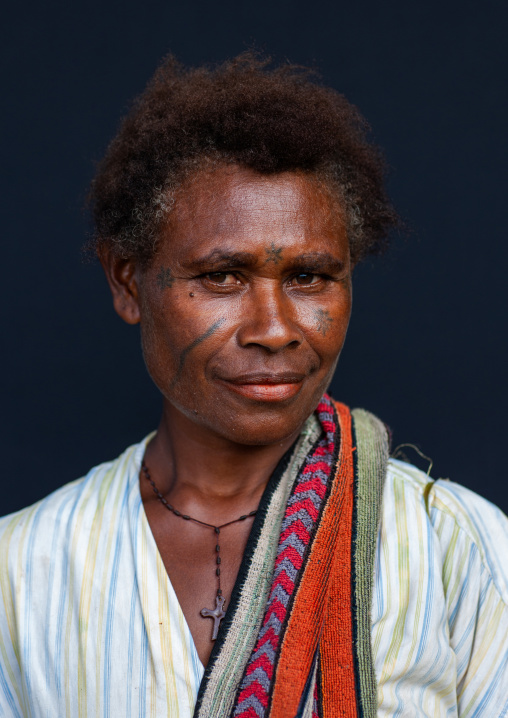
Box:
[200,594,226,641]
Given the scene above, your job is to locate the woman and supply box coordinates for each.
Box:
[1,54,507,717]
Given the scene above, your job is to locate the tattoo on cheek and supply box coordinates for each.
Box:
[315,308,333,336]
[264,242,283,264]
[172,318,226,385]
[156,266,174,290]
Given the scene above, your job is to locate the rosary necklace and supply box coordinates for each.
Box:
[141,461,257,641]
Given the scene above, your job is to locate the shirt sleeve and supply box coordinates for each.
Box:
[429,479,508,717]
[372,460,508,717]
[0,511,31,718]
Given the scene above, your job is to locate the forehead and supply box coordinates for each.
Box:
[161,165,347,259]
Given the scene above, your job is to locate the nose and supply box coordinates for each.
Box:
[236,281,303,352]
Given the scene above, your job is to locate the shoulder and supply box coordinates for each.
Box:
[0,438,148,576]
[375,460,508,714]
[384,458,508,603]
[0,438,151,714]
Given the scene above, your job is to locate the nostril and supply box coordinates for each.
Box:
[237,319,303,352]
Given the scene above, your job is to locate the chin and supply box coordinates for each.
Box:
[204,401,317,447]
[219,423,302,447]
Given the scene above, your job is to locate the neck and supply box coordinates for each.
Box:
[142,402,302,521]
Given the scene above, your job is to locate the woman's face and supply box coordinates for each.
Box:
[112,165,352,446]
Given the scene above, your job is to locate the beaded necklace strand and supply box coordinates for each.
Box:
[141,461,257,640]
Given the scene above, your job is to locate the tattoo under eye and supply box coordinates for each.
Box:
[315,308,333,336]
[156,266,174,290]
[265,243,283,265]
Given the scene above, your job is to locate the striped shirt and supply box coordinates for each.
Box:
[1,436,507,716]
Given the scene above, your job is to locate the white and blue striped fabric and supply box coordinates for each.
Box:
[372,460,508,716]
[1,438,507,717]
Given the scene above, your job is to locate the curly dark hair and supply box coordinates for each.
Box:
[89,53,399,267]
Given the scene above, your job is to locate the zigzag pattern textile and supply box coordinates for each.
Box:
[233,396,338,718]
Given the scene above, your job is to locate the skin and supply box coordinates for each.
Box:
[102,164,353,666]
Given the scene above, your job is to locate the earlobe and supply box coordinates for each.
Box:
[99,249,141,325]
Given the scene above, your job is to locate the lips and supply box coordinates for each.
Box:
[218,372,306,402]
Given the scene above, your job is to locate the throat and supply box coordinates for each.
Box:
[147,408,301,502]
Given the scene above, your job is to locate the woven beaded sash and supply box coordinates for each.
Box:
[193,396,389,718]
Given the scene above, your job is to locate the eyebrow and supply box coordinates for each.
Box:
[182,249,346,274]
[182,250,258,272]
[285,252,346,274]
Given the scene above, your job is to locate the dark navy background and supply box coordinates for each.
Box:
[2,0,507,514]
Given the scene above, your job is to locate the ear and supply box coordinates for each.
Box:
[99,248,141,325]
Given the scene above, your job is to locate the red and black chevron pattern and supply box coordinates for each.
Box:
[232,395,337,718]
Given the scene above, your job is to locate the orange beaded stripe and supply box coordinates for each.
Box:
[268,401,357,718]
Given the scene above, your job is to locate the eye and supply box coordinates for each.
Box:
[291,273,321,286]
[205,272,238,285]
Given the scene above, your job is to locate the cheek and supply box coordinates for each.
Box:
[138,293,231,399]
[139,315,177,391]
[296,294,351,356]
[138,294,186,392]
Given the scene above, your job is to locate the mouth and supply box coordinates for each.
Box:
[218,373,306,402]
